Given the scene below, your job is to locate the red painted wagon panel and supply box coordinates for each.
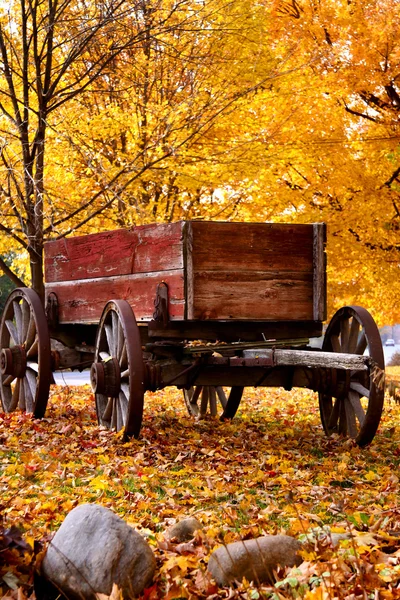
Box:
[45,271,185,324]
[45,222,184,283]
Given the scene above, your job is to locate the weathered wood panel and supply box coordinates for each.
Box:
[187,222,316,320]
[191,271,314,320]
[189,222,314,272]
[45,222,184,283]
[45,270,185,324]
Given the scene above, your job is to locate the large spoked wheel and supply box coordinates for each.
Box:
[183,386,244,420]
[0,288,51,417]
[90,300,144,439]
[319,305,385,447]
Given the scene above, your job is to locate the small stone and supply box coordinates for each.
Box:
[42,504,156,599]
[165,517,203,542]
[207,535,302,586]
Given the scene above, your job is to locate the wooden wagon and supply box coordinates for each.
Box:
[0,221,385,446]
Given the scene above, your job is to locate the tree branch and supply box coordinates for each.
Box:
[0,255,26,287]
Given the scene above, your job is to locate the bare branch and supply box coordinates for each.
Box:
[0,256,26,287]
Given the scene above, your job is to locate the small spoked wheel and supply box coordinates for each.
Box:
[91,300,144,439]
[319,305,385,447]
[183,386,244,420]
[0,288,51,417]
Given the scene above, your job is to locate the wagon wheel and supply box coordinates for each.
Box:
[319,305,385,447]
[90,300,144,439]
[183,386,244,420]
[0,288,51,418]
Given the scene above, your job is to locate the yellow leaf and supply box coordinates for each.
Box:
[89,476,109,490]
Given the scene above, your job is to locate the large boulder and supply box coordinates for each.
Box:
[42,504,156,599]
[207,535,301,586]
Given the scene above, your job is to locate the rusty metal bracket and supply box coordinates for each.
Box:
[45,292,59,330]
[153,282,169,327]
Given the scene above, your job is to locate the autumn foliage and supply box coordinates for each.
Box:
[0,0,400,321]
[1,379,400,599]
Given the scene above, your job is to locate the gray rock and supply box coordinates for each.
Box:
[165,517,203,542]
[207,535,302,586]
[42,504,156,600]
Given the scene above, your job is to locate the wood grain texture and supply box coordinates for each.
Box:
[190,222,314,272]
[191,271,314,320]
[189,222,315,321]
[45,270,185,324]
[44,222,184,283]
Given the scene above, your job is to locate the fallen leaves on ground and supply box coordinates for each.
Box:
[1,375,400,599]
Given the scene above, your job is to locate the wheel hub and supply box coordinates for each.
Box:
[0,346,27,378]
[91,358,120,396]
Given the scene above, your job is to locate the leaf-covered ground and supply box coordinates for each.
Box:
[1,373,400,599]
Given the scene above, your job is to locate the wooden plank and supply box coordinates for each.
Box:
[313,223,327,321]
[182,222,194,320]
[245,348,369,371]
[191,270,313,320]
[44,222,184,283]
[45,270,185,324]
[190,222,314,272]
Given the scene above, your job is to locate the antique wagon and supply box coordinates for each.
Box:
[0,221,385,446]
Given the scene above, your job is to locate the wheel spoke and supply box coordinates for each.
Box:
[348,390,366,425]
[120,368,129,379]
[216,386,228,409]
[348,318,361,353]
[13,301,23,344]
[117,321,124,360]
[209,387,217,416]
[25,316,36,351]
[118,392,128,424]
[105,324,114,356]
[199,387,209,416]
[26,336,38,359]
[330,333,341,353]
[328,397,340,431]
[3,374,14,386]
[18,378,26,410]
[340,318,350,352]
[338,399,347,435]
[344,397,358,438]
[111,400,117,429]
[5,319,19,346]
[121,383,129,401]
[21,299,31,341]
[102,397,114,421]
[26,368,37,400]
[355,331,367,355]
[10,379,20,411]
[119,341,127,368]
[24,378,35,413]
[349,381,370,398]
[116,400,123,432]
